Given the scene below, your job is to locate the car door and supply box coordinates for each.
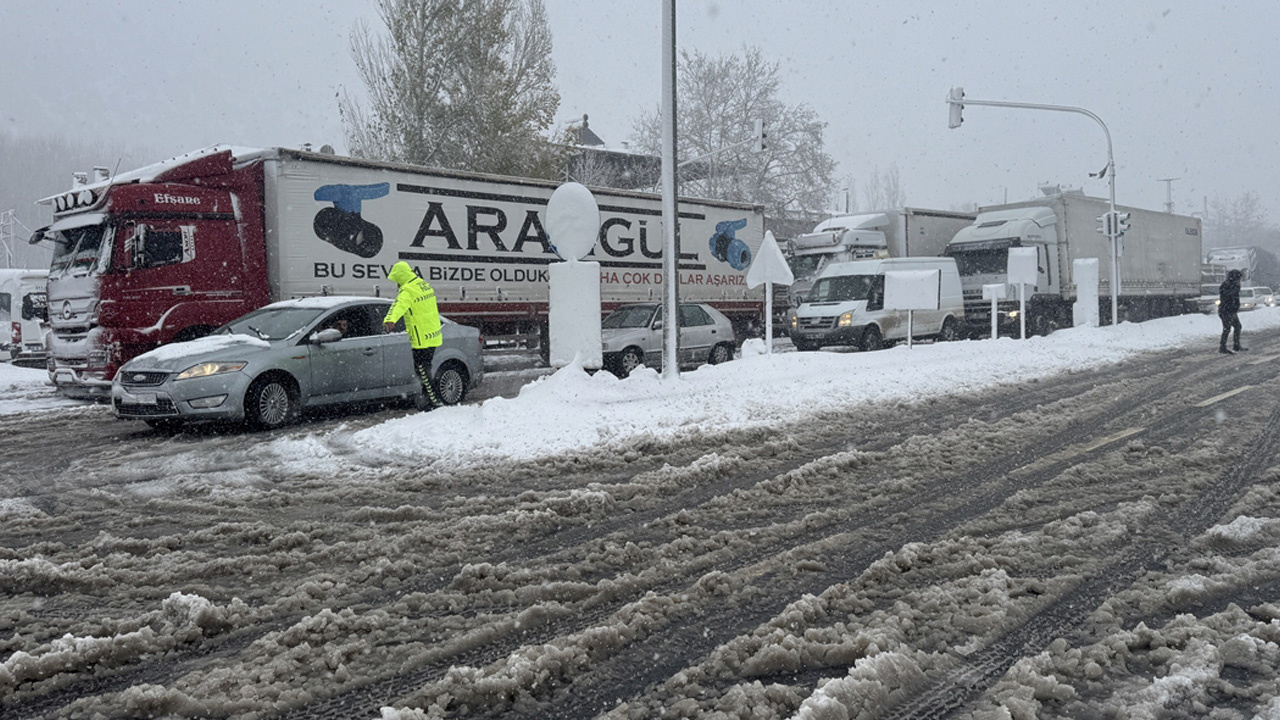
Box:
[307,306,386,403]
[679,304,715,364]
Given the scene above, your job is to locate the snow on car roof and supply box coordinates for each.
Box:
[266,296,391,310]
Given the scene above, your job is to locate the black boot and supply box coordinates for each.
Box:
[1234,344,1248,352]
[1220,346,1234,354]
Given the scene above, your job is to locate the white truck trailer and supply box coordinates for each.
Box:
[787,207,975,303]
[944,194,1202,335]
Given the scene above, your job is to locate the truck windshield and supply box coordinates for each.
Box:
[789,254,825,279]
[603,305,658,329]
[49,224,112,276]
[947,248,1008,276]
[217,306,326,341]
[808,274,879,303]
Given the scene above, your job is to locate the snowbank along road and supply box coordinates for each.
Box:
[5,331,1280,719]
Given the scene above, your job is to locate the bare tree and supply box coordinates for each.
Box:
[1207,191,1271,249]
[341,0,564,178]
[860,164,905,210]
[630,46,835,227]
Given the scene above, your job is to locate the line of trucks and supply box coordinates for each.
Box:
[26,146,1203,398]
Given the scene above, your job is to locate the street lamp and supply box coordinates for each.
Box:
[946,87,1121,325]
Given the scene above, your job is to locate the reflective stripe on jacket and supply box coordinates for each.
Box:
[385,261,443,349]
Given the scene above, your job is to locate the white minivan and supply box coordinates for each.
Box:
[789,257,965,351]
[0,269,49,366]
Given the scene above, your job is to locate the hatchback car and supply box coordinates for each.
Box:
[112,296,483,430]
[601,302,737,377]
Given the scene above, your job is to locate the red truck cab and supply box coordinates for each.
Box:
[35,149,270,399]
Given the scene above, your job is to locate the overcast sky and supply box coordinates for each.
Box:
[2,0,1277,222]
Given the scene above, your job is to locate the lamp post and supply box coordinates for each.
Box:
[660,0,680,379]
[946,88,1121,325]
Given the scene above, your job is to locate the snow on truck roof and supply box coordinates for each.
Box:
[38,145,269,204]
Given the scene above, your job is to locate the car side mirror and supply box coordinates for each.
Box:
[311,328,342,344]
[652,320,663,330]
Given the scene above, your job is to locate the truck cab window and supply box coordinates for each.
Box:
[129,223,192,269]
[50,224,112,276]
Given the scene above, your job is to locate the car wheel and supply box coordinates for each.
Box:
[144,418,185,433]
[709,343,732,365]
[245,375,298,430]
[938,317,961,342]
[616,347,644,377]
[433,362,469,405]
[860,325,884,352]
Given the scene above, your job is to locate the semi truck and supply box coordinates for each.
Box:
[944,194,1201,335]
[1205,245,1280,290]
[29,146,765,399]
[787,207,975,304]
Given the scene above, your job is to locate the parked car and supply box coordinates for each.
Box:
[602,302,737,377]
[1197,283,1221,314]
[111,296,483,430]
[1240,287,1263,312]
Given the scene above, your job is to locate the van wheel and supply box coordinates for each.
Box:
[709,343,732,365]
[860,326,884,352]
[938,317,962,342]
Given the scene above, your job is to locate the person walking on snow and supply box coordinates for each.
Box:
[383,261,445,408]
[1218,268,1247,354]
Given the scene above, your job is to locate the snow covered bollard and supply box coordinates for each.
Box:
[545,182,602,370]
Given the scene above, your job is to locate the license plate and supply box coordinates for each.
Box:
[129,392,158,406]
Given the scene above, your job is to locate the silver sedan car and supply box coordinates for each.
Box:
[111,296,483,431]
[601,302,737,377]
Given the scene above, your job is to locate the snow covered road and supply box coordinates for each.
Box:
[4,314,1280,718]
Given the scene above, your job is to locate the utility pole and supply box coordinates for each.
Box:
[1157,177,1179,214]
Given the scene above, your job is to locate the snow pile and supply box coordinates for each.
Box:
[270,310,1280,471]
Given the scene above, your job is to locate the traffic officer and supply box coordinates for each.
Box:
[383,261,445,408]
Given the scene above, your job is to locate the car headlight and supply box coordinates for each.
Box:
[176,361,247,380]
[837,311,854,327]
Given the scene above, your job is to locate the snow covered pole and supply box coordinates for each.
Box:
[660,0,680,380]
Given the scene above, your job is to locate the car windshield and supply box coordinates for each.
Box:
[603,305,657,329]
[807,274,879,303]
[216,306,327,341]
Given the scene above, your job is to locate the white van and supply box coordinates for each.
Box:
[789,257,965,351]
[0,269,50,366]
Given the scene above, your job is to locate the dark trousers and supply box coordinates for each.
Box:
[1219,312,1242,350]
[412,347,443,408]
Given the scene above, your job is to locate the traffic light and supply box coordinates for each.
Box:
[1114,211,1130,237]
[947,87,965,129]
[753,119,767,153]
[1097,213,1110,236]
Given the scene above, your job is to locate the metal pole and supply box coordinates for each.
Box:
[660,0,680,379]
[947,94,1119,325]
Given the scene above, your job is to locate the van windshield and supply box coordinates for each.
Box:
[808,274,880,303]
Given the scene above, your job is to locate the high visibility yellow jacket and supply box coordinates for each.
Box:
[384,261,443,349]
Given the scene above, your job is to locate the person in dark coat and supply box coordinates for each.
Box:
[1218,269,1246,354]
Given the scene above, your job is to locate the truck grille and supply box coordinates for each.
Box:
[797,316,837,331]
[119,371,170,386]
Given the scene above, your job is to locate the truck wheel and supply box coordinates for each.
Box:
[708,343,732,365]
[245,375,298,430]
[433,362,469,405]
[938,317,962,342]
[1030,313,1054,337]
[860,326,884,352]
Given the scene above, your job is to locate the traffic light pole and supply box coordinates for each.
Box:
[946,91,1120,325]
